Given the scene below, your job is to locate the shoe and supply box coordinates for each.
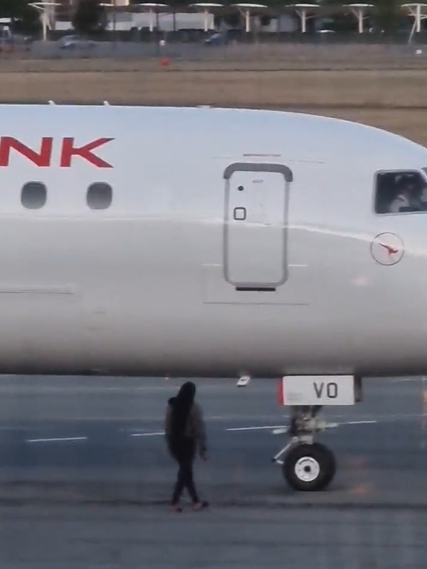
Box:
[192,501,209,511]
[170,504,182,513]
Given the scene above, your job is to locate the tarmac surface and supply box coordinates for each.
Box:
[1,375,427,568]
[3,505,427,569]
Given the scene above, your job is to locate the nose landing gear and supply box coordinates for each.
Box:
[272,405,337,491]
[283,440,336,492]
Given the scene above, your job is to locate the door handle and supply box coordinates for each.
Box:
[233,207,246,221]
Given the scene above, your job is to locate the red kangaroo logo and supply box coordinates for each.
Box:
[380,243,398,256]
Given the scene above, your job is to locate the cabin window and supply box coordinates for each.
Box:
[87,182,112,210]
[375,170,427,214]
[21,182,47,210]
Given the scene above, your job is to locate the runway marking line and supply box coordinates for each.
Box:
[227,420,377,432]
[26,437,88,443]
[130,432,165,437]
[227,425,285,432]
[131,421,379,437]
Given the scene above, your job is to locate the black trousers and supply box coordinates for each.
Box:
[171,437,199,505]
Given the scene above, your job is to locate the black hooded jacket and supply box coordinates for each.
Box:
[165,395,207,456]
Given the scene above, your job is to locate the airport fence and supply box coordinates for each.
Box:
[2,33,427,71]
[1,37,427,148]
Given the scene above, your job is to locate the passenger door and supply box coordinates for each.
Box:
[223,162,293,291]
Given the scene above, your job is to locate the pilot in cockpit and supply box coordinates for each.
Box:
[388,175,426,213]
[417,182,427,209]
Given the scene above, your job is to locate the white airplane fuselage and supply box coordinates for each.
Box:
[1,104,427,378]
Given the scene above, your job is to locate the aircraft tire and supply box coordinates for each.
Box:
[283,442,336,492]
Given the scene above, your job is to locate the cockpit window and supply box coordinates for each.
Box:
[375,170,427,214]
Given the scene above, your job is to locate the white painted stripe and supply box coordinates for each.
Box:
[130,432,164,437]
[325,420,377,428]
[61,412,427,423]
[345,420,377,425]
[390,377,425,383]
[26,437,88,443]
[226,425,285,432]
[228,420,377,433]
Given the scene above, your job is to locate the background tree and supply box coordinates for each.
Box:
[0,0,41,35]
[72,0,107,35]
[371,0,403,35]
[0,0,29,19]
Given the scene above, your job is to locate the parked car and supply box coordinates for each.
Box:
[57,35,96,49]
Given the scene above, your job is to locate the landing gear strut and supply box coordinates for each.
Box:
[272,374,362,491]
[272,405,337,491]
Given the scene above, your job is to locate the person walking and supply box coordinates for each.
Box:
[165,381,209,512]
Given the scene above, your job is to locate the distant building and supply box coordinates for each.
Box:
[43,0,305,35]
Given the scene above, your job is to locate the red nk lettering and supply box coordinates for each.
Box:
[0,137,53,167]
[0,137,114,168]
[60,137,114,168]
